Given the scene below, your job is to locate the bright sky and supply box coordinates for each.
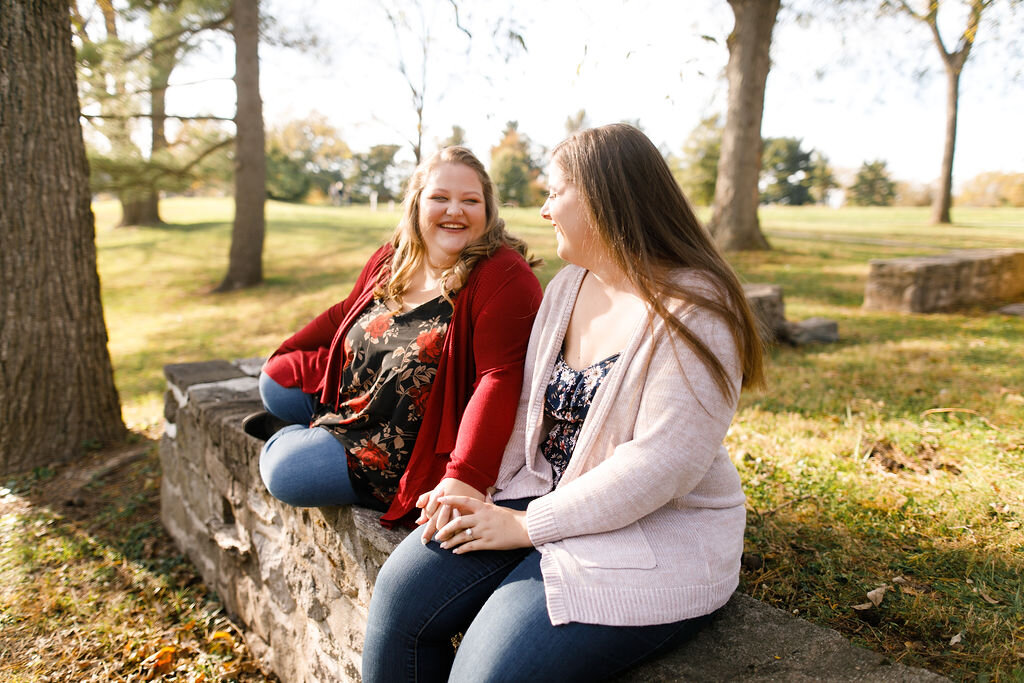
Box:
[168,0,1024,188]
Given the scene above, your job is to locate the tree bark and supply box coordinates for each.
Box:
[121,193,161,226]
[707,0,780,251]
[932,65,960,224]
[215,0,265,291]
[0,0,126,474]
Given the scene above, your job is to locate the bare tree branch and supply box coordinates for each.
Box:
[123,12,232,62]
[447,0,472,40]
[82,113,235,122]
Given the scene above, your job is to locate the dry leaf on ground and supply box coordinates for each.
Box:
[867,586,888,607]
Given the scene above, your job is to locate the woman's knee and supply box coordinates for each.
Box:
[258,426,352,507]
[259,427,306,504]
[258,371,313,424]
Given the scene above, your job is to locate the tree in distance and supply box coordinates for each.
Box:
[439,125,467,149]
[490,121,542,207]
[956,171,1024,207]
[1,0,125,473]
[760,137,814,205]
[848,160,897,206]
[672,121,838,207]
[707,0,781,250]
[672,114,722,207]
[807,150,840,205]
[885,0,1014,224]
[71,0,232,226]
[345,144,403,204]
[214,0,266,292]
[565,109,590,136]
[265,113,351,202]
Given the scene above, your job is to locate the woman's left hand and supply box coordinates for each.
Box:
[433,496,532,553]
[415,478,485,544]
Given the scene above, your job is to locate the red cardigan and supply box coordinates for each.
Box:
[264,244,542,526]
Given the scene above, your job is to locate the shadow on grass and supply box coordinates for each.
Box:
[739,494,1023,680]
[151,220,230,233]
[742,310,1024,421]
[3,439,193,588]
[0,439,277,680]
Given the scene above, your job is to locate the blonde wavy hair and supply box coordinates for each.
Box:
[376,146,540,307]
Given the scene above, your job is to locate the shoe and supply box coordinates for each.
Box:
[242,411,290,441]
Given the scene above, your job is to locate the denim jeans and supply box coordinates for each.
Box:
[362,498,709,683]
[258,372,380,509]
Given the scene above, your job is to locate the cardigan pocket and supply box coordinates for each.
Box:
[559,521,657,570]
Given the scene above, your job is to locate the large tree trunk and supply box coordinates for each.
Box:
[121,192,161,226]
[0,0,125,474]
[215,0,265,291]
[932,63,960,225]
[707,0,779,251]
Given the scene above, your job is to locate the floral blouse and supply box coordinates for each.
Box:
[311,297,452,504]
[540,350,619,487]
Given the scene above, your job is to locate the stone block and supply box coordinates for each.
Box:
[165,360,248,392]
[233,356,267,377]
[783,317,840,345]
[998,303,1024,317]
[743,283,786,342]
[864,249,1024,313]
[617,593,947,682]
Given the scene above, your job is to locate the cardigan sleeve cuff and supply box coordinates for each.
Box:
[525,495,561,547]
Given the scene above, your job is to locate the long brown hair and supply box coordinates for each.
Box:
[551,123,764,400]
[377,146,540,306]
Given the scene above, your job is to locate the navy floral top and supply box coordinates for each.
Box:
[311,297,452,504]
[540,350,619,487]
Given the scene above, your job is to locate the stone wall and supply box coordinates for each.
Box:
[160,360,408,682]
[863,248,1024,313]
[160,360,945,682]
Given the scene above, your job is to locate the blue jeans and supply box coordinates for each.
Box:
[362,499,709,683]
[258,372,381,509]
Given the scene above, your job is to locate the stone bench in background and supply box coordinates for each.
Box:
[160,359,942,682]
[863,248,1024,313]
[744,283,840,345]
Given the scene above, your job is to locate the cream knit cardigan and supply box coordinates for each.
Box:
[492,265,746,627]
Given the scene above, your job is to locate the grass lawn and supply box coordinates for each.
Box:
[2,198,1023,680]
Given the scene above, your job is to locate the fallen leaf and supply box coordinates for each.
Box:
[145,645,176,679]
[852,602,874,611]
[208,629,236,654]
[867,586,887,607]
[950,632,963,646]
[891,576,909,585]
[978,589,1000,605]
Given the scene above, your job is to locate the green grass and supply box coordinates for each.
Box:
[7,199,1024,680]
[723,212,1024,680]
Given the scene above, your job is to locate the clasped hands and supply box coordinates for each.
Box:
[415,477,531,553]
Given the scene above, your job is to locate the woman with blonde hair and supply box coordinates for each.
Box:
[363,124,765,680]
[247,146,542,528]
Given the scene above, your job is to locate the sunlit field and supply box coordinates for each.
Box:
[2,199,1022,680]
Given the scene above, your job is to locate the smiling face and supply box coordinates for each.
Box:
[417,163,487,268]
[540,161,595,268]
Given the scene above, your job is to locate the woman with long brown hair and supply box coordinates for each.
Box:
[247,146,542,529]
[362,124,764,681]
